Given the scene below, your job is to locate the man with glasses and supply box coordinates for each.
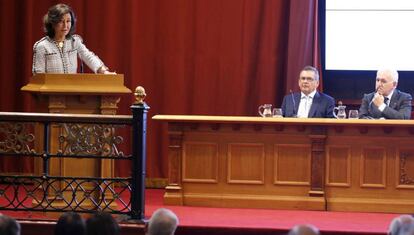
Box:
[359,69,412,119]
[281,65,335,118]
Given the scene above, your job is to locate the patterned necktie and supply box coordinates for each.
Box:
[384,97,389,106]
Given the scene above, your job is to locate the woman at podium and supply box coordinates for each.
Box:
[32,3,114,74]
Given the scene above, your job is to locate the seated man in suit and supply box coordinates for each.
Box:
[359,69,412,119]
[281,66,335,118]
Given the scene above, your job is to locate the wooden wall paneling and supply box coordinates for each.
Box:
[227,143,265,184]
[182,142,218,183]
[396,148,414,189]
[164,124,184,205]
[153,115,414,212]
[309,127,327,196]
[273,144,310,185]
[326,146,351,187]
[360,147,386,188]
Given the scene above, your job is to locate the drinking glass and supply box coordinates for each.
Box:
[348,110,359,119]
[272,108,283,118]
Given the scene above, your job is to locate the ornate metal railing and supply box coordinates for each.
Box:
[0,101,149,220]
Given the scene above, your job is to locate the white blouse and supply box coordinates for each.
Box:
[32,35,105,74]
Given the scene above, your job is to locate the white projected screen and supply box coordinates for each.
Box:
[325,0,414,71]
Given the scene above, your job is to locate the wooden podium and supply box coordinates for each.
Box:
[21,73,132,209]
[21,73,131,114]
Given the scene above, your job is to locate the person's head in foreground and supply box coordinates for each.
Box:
[288,224,320,235]
[147,208,179,235]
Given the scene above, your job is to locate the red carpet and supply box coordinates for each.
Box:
[1,189,401,235]
[145,190,397,235]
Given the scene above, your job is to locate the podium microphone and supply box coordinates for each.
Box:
[80,60,84,73]
[290,89,297,117]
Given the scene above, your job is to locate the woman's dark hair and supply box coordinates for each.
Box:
[43,3,76,38]
[86,212,120,235]
[54,212,85,235]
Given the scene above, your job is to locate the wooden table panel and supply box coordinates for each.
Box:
[153,115,414,213]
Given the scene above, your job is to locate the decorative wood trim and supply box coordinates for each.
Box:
[396,148,414,188]
[382,126,393,134]
[210,123,220,130]
[360,147,386,188]
[309,127,327,195]
[145,178,168,188]
[227,143,265,184]
[325,146,351,187]
[358,126,368,134]
[167,125,184,188]
[100,96,120,115]
[48,95,66,113]
[253,124,262,132]
[273,144,311,186]
[182,142,218,183]
[333,126,344,133]
[274,125,284,131]
[232,124,241,131]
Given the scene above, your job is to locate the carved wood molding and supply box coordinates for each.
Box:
[168,125,183,187]
[382,127,393,134]
[400,153,414,185]
[309,127,327,195]
[358,126,368,134]
[100,96,121,115]
[48,96,66,113]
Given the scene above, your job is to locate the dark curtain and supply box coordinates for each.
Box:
[0,0,318,178]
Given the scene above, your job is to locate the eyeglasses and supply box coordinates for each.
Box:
[300,77,316,82]
[376,78,393,84]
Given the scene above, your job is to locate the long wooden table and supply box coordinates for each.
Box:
[152,115,414,213]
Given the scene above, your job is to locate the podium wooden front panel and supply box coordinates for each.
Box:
[153,115,414,213]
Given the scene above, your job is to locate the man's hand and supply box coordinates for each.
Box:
[372,93,385,107]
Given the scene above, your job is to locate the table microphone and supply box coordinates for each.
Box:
[290,90,297,117]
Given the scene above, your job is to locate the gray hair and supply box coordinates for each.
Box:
[288,224,320,235]
[388,215,414,235]
[302,66,320,81]
[148,208,179,235]
[397,223,414,235]
[377,69,399,83]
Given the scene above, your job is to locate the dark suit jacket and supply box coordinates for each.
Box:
[281,91,335,118]
[359,89,412,119]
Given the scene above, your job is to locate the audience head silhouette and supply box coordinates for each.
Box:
[0,214,21,235]
[86,211,119,235]
[397,223,414,235]
[54,212,85,235]
[288,224,320,235]
[147,208,179,235]
[388,215,414,235]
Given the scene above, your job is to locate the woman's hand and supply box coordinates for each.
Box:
[98,66,116,74]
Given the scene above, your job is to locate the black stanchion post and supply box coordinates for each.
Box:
[130,86,150,221]
[42,122,50,176]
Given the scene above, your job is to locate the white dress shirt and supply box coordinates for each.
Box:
[297,90,316,118]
